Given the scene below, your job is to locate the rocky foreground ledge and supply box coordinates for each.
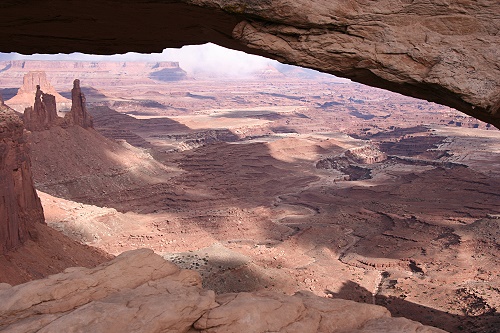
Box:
[0,249,446,333]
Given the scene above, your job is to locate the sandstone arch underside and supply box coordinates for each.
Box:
[0,0,499,128]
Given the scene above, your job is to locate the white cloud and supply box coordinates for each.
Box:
[0,43,276,77]
[161,43,276,76]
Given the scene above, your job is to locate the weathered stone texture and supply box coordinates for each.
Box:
[0,1,496,126]
[64,79,93,129]
[0,105,44,254]
[211,0,500,127]
[0,249,447,333]
[23,86,59,131]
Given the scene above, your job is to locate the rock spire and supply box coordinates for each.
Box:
[0,104,44,254]
[23,85,58,131]
[64,79,93,128]
[21,79,93,131]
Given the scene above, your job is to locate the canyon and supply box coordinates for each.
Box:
[0,1,499,332]
[0,63,499,332]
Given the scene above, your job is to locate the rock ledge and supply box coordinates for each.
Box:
[0,249,447,333]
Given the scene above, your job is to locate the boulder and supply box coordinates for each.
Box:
[0,249,217,333]
[195,290,446,333]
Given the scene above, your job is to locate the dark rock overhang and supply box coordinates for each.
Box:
[0,0,498,128]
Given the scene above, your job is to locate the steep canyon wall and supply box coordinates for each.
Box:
[1,77,94,254]
[0,100,44,254]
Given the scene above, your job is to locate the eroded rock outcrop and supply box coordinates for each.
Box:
[64,79,93,129]
[21,78,93,131]
[0,249,447,333]
[316,145,386,181]
[0,1,497,127]
[345,145,387,164]
[23,85,59,131]
[6,71,70,112]
[0,104,44,254]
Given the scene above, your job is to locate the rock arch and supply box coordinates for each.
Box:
[0,0,498,128]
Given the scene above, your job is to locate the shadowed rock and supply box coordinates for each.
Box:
[23,85,59,131]
[0,105,44,254]
[0,1,497,127]
[64,79,93,129]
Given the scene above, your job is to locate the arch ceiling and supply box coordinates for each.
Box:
[0,0,498,128]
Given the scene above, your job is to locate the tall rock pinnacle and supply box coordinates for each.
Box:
[0,104,45,254]
[65,79,93,129]
[23,85,58,131]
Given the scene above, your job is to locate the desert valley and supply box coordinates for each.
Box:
[0,58,499,333]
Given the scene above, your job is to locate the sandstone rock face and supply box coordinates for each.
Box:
[0,1,497,127]
[0,105,44,254]
[222,0,500,128]
[0,249,216,333]
[64,79,93,129]
[0,249,447,333]
[23,86,59,131]
[195,291,446,333]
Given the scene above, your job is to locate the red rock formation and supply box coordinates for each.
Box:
[5,71,70,109]
[23,85,59,131]
[0,104,44,254]
[64,79,93,129]
[345,145,387,164]
[0,1,497,127]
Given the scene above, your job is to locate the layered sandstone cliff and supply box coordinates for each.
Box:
[0,249,447,333]
[0,61,188,88]
[0,100,44,254]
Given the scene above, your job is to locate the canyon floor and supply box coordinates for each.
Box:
[2,69,499,332]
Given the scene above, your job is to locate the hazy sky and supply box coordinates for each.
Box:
[0,43,278,77]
